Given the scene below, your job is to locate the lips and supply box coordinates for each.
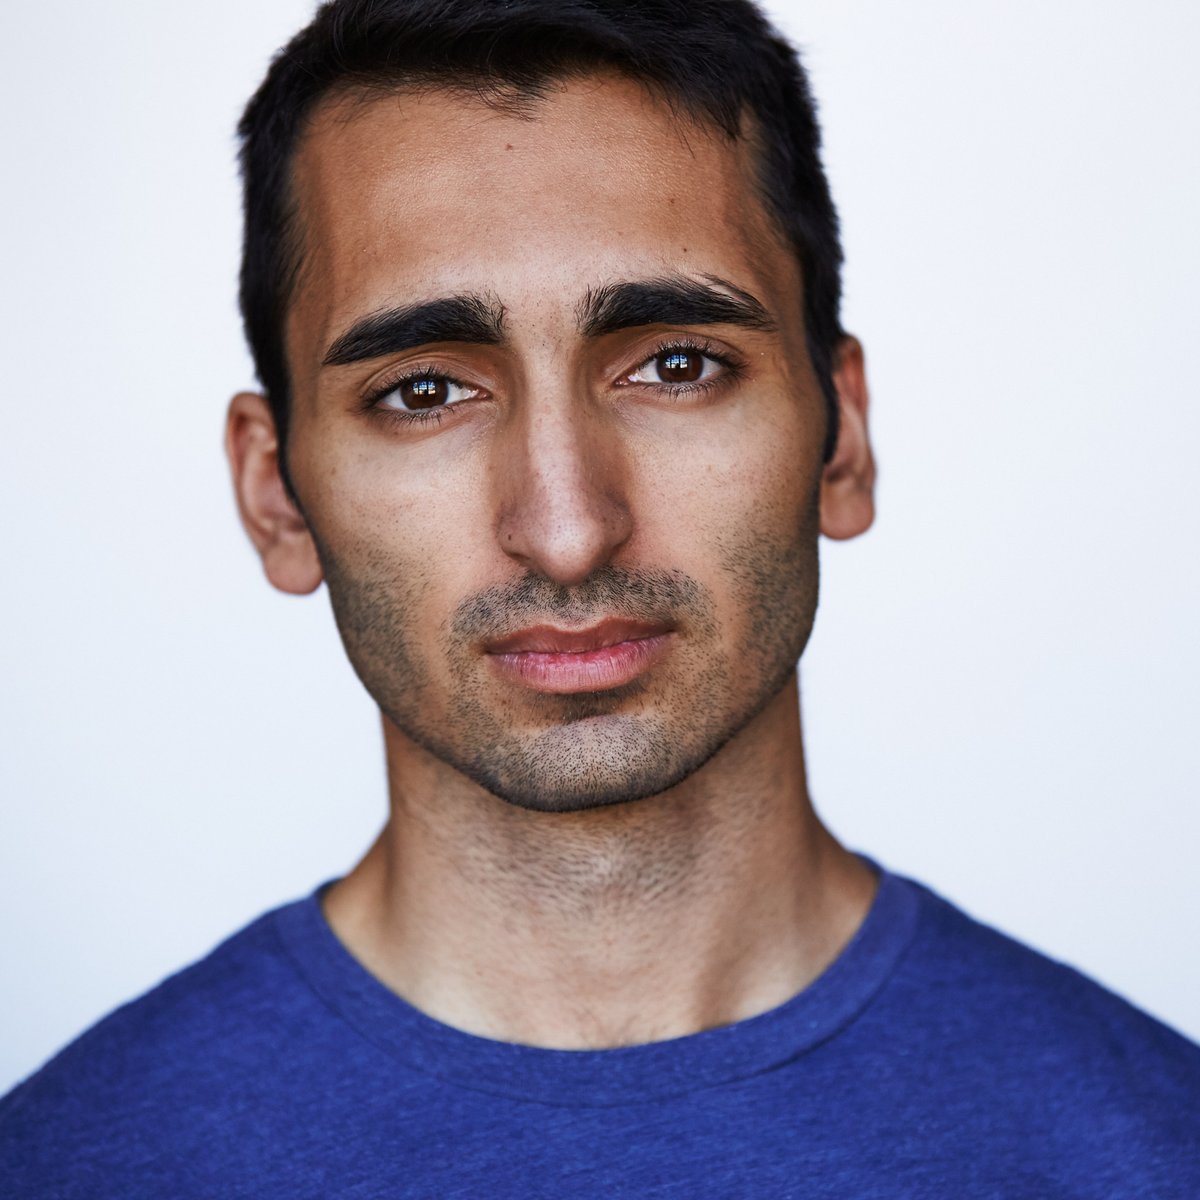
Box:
[485,618,674,694]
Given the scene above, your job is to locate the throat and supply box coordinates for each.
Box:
[320,683,876,1049]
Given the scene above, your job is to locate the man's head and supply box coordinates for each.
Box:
[227,0,875,813]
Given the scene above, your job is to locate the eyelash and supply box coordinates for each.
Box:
[360,338,744,428]
[359,366,461,428]
[623,337,744,396]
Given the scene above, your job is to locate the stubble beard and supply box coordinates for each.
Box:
[314,516,820,814]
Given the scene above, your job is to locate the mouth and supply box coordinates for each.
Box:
[484,618,674,694]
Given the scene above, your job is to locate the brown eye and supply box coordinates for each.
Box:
[655,349,704,383]
[399,376,450,409]
[625,346,723,389]
[376,373,480,413]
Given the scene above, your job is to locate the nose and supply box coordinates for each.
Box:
[494,397,633,587]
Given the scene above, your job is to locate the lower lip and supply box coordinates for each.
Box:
[488,634,672,694]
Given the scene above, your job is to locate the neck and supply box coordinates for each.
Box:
[323,677,876,1049]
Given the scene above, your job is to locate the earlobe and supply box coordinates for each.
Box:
[225,392,323,595]
[819,336,877,541]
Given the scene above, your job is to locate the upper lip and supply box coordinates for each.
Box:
[485,618,672,655]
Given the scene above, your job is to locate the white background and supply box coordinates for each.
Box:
[2,1,1197,1093]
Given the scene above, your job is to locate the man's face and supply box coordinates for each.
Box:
[273,75,847,812]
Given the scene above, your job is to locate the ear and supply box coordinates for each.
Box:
[225,392,323,594]
[819,336,876,541]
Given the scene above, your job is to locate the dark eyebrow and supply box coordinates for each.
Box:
[578,275,777,339]
[322,294,506,366]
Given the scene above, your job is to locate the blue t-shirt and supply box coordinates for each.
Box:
[3,867,1198,1197]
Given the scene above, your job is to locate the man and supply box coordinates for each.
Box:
[3,0,1198,1193]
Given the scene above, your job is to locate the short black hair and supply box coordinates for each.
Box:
[237,0,844,480]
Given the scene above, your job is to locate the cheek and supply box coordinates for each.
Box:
[628,397,821,562]
[626,400,822,668]
[294,433,495,656]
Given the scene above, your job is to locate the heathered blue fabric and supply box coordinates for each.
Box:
[3,867,1199,1197]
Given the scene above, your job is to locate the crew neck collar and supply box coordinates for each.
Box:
[271,861,920,1107]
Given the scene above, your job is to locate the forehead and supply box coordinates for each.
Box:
[286,74,796,364]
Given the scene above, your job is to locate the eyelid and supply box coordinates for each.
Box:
[359,362,487,414]
[620,336,744,387]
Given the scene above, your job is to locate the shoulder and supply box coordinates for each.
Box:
[881,872,1200,1171]
[0,899,315,1190]
[900,874,1196,1049]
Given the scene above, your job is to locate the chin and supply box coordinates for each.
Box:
[448,711,746,815]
